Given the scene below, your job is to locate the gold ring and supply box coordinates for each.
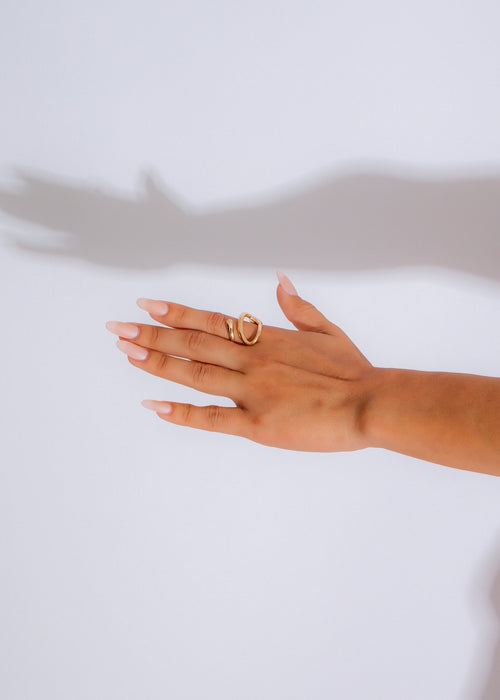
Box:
[226,313,263,345]
[226,318,235,342]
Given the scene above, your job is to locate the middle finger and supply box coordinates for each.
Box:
[106,321,248,371]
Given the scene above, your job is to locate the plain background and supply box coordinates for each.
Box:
[1,1,500,698]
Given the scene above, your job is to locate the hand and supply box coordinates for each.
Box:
[105,273,377,453]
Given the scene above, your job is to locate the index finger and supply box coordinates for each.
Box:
[136,298,261,345]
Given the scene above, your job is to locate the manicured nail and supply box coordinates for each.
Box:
[116,339,149,360]
[141,399,173,414]
[137,298,169,316]
[105,321,140,339]
[277,270,298,295]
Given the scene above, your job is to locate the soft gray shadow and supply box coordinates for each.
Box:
[462,532,500,699]
[0,166,499,282]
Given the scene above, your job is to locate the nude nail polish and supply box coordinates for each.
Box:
[116,339,149,360]
[137,298,169,316]
[141,399,173,414]
[105,321,140,339]
[277,270,298,295]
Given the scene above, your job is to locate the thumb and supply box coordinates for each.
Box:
[276,271,335,334]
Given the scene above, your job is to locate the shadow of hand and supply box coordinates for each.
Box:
[1,166,499,281]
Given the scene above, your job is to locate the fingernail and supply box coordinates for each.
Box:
[137,298,169,316]
[141,399,173,414]
[277,270,298,295]
[116,339,149,360]
[105,321,140,339]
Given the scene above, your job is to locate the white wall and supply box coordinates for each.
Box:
[1,2,500,698]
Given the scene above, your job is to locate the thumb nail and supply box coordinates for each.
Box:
[277,270,298,296]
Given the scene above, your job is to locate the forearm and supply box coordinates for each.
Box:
[362,368,500,476]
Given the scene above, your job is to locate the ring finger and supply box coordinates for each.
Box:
[136,298,269,345]
[134,298,331,373]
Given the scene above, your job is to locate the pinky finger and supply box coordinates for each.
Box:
[141,399,249,436]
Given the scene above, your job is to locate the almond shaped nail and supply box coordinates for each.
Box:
[276,270,298,295]
[137,298,169,316]
[141,399,173,414]
[116,339,149,360]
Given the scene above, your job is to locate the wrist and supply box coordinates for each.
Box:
[357,367,411,450]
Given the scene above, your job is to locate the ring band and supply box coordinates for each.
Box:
[226,318,235,342]
[226,313,263,345]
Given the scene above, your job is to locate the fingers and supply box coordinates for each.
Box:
[107,321,247,371]
[142,400,250,437]
[136,298,253,345]
[118,339,244,398]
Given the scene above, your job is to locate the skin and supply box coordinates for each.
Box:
[105,273,500,477]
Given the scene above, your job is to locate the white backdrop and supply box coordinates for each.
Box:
[1,2,500,698]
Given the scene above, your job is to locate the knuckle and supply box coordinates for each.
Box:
[296,300,332,333]
[192,361,210,385]
[249,412,263,429]
[186,330,204,352]
[149,324,160,345]
[175,305,188,327]
[247,352,274,373]
[156,352,170,373]
[182,403,193,424]
[247,412,267,441]
[206,311,226,335]
[206,405,221,430]
[298,299,316,315]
